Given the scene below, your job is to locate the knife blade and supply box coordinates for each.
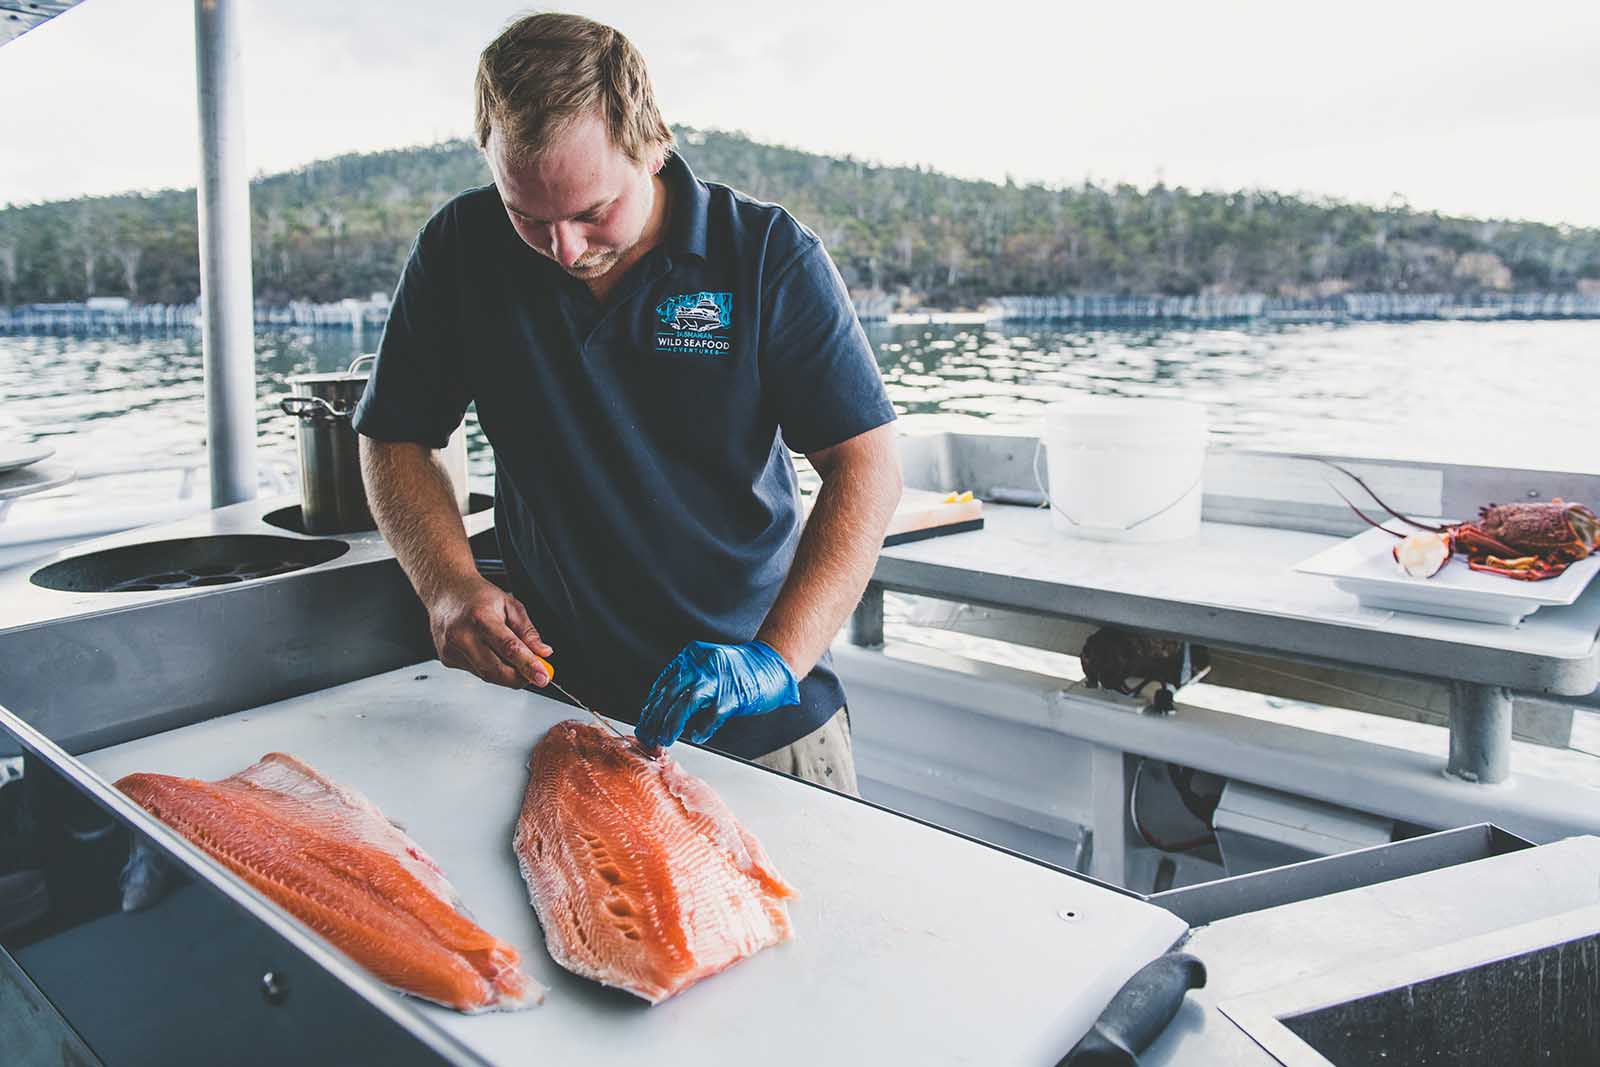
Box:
[531,655,631,742]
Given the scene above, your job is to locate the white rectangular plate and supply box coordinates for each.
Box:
[1294,522,1600,625]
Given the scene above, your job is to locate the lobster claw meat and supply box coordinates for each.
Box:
[1392,531,1452,578]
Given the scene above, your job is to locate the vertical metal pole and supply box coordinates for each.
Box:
[194,0,257,507]
[1446,682,1513,785]
[1087,746,1133,888]
[849,583,884,648]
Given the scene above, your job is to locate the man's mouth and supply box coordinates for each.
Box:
[568,254,613,275]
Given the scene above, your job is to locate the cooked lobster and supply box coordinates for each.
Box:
[1327,463,1600,581]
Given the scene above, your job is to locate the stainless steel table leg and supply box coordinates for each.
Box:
[850,583,884,648]
[1446,682,1513,784]
[1087,746,1133,887]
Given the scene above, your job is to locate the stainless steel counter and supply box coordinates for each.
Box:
[0,494,492,754]
[865,499,1600,784]
[0,492,493,632]
[874,504,1600,696]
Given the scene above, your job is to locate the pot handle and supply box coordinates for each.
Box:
[347,353,377,375]
[280,395,354,420]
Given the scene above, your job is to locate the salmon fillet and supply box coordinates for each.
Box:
[514,721,797,1004]
[117,752,542,1012]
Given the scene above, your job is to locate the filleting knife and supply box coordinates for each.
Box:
[531,654,633,743]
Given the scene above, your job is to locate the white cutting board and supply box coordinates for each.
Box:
[886,488,984,539]
[805,487,984,541]
[83,664,1185,1066]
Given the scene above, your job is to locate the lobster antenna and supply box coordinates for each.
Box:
[1320,460,1446,533]
[1327,482,1401,538]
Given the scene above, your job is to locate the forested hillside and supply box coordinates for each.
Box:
[2,128,1597,308]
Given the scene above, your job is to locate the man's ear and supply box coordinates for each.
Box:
[649,147,667,175]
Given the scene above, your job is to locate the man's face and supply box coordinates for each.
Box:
[486,113,661,281]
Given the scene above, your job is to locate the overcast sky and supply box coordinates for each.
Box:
[4,0,1598,225]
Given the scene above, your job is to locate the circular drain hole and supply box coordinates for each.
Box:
[30,535,351,593]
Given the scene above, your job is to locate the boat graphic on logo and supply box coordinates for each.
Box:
[654,291,733,356]
[672,299,723,332]
[656,291,731,333]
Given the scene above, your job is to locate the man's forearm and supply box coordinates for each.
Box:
[359,438,476,605]
[757,424,902,679]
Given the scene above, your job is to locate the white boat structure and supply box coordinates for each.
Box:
[3,4,1600,1065]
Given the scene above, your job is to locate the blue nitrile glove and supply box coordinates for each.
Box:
[635,640,800,750]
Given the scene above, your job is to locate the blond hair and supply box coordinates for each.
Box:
[474,13,674,165]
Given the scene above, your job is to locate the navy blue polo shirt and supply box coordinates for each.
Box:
[353,151,896,758]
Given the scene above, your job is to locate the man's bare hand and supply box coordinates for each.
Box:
[427,576,555,689]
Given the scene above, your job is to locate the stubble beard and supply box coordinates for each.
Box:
[566,251,618,277]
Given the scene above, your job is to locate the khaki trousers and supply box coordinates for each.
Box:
[752,707,859,797]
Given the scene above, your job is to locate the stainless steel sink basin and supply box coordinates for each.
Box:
[1220,904,1600,1065]
[29,535,348,593]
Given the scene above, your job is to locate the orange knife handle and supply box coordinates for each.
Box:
[532,655,554,684]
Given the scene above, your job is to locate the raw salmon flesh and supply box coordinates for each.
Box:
[514,720,797,1004]
[117,752,542,1012]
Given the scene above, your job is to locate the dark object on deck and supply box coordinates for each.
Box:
[1081,628,1211,713]
[1058,952,1207,1065]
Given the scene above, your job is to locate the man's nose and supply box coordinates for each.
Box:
[548,222,586,269]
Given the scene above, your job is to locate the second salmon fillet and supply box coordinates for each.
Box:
[118,752,542,1013]
[514,720,797,1004]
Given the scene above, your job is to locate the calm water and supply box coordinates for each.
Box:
[3,319,1598,514]
[875,318,1600,471]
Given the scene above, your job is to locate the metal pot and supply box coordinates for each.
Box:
[280,354,469,534]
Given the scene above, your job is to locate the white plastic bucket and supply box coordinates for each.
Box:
[1040,397,1208,542]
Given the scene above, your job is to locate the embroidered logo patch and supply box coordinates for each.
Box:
[654,291,733,355]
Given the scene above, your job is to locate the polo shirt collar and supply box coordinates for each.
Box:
[663,150,709,260]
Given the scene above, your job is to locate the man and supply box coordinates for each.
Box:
[353,13,901,795]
